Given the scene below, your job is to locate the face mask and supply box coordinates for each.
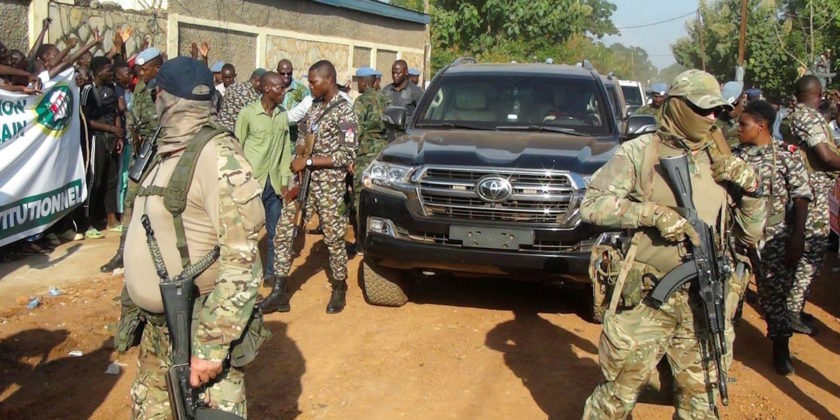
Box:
[658,98,715,149]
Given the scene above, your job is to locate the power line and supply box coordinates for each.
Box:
[615,10,697,29]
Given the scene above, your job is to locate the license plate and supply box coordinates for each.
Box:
[449,226,534,250]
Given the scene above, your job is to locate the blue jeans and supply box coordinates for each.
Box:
[262,176,283,277]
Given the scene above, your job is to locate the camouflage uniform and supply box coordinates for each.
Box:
[351,89,391,216]
[273,95,358,285]
[215,81,261,132]
[632,104,663,122]
[734,143,812,338]
[582,71,766,419]
[714,116,740,147]
[123,79,158,230]
[782,103,839,314]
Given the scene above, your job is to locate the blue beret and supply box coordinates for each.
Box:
[408,67,420,76]
[156,57,214,101]
[135,47,161,66]
[210,61,225,73]
[745,88,762,100]
[374,69,383,77]
[647,82,668,96]
[354,67,377,77]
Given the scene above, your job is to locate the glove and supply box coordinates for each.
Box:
[711,155,760,194]
[639,202,700,245]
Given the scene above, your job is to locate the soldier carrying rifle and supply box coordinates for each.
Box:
[581,70,766,419]
[118,57,268,419]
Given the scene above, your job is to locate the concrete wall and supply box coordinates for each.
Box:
[178,23,255,80]
[48,3,167,58]
[0,0,31,52]
[168,0,426,50]
[265,35,350,81]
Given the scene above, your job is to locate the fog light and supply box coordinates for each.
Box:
[367,217,396,237]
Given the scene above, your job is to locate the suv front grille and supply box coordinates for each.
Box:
[417,167,579,225]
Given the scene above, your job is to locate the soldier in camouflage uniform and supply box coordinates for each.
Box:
[632,82,667,122]
[101,47,162,273]
[582,70,766,419]
[261,60,358,315]
[781,75,840,335]
[346,67,391,256]
[122,57,266,418]
[734,100,811,375]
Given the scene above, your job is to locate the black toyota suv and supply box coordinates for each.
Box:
[357,59,652,307]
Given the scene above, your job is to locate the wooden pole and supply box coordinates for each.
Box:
[698,5,707,71]
[738,0,748,66]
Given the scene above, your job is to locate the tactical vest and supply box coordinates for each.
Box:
[136,126,222,268]
[781,115,840,178]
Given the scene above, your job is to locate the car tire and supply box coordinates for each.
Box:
[361,257,408,307]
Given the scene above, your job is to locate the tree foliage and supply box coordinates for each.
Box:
[672,0,840,100]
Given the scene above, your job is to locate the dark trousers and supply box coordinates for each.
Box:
[90,133,120,225]
[262,176,283,277]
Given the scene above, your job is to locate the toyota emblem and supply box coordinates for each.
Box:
[475,175,513,202]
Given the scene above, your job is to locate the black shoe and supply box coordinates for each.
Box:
[100,253,124,272]
[307,226,324,235]
[326,281,347,314]
[788,311,817,336]
[259,276,291,314]
[346,242,362,258]
[772,337,795,375]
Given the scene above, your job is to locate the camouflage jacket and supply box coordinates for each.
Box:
[297,94,358,183]
[126,79,158,140]
[782,103,840,176]
[581,134,766,275]
[633,104,663,122]
[216,81,261,132]
[733,142,812,230]
[352,89,391,157]
[283,79,310,112]
[714,115,740,147]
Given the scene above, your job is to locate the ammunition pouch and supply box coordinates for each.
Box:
[589,243,645,319]
[115,286,145,352]
[190,296,271,368]
[229,309,271,368]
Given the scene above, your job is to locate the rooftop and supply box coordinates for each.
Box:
[310,0,430,24]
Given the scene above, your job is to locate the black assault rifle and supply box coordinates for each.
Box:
[129,125,163,183]
[645,155,729,408]
[140,215,242,420]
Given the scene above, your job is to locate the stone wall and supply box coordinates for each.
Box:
[168,0,426,51]
[0,0,30,52]
[48,3,167,58]
[265,35,349,81]
[178,23,255,80]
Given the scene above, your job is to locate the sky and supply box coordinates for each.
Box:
[602,0,698,70]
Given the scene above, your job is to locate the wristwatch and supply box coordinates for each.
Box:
[305,158,313,167]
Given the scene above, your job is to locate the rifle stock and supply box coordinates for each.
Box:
[129,125,163,183]
[646,154,729,408]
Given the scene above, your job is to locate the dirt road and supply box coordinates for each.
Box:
[1,233,839,419]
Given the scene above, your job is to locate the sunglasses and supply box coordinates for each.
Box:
[682,98,720,117]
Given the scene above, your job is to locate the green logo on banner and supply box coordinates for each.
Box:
[35,85,73,132]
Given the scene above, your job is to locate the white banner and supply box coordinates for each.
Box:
[0,69,86,247]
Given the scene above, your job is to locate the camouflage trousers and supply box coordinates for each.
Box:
[787,172,834,313]
[130,321,246,419]
[759,225,795,338]
[582,281,744,420]
[273,180,348,283]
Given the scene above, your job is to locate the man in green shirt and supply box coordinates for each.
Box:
[235,71,292,280]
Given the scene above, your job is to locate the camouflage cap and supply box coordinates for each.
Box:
[668,69,733,110]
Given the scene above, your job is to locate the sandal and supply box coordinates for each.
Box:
[108,225,124,233]
[18,242,51,255]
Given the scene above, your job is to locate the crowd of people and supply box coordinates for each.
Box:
[0,18,425,272]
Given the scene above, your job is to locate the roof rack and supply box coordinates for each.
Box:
[451,57,477,66]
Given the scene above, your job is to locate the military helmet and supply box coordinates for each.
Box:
[668,69,732,110]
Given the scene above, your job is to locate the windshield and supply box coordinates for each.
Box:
[416,75,612,136]
[621,85,643,106]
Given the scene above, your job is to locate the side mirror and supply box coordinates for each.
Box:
[623,114,657,141]
[383,106,408,131]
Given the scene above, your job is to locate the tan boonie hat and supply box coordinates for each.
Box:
[668,69,733,110]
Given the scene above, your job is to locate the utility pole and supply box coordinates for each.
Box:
[736,0,747,82]
[697,3,706,71]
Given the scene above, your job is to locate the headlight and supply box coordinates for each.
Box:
[363,161,414,190]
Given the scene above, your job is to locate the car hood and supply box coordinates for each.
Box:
[379,129,618,175]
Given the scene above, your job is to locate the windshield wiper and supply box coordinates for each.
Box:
[495,125,587,136]
[414,122,485,130]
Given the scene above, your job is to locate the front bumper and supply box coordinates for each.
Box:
[359,188,611,282]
